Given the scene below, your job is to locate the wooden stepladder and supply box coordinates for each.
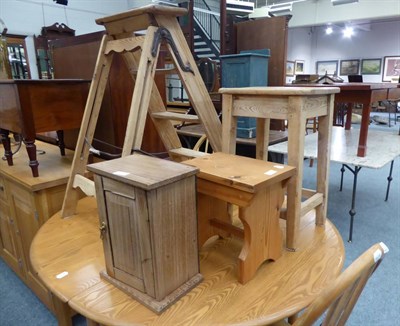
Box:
[61,5,222,217]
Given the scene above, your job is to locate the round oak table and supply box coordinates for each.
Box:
[31,197,344,326]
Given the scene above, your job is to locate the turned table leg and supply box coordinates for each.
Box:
[56,130,66,156]
[0,129,13,166]
[24,138,39,177]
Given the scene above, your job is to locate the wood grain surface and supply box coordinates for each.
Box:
[0,140,74,191]
[219,86,340,96]
[184,152,295,193]
[31,195,344,325]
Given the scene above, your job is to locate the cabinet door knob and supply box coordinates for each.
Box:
[99,221,107,240]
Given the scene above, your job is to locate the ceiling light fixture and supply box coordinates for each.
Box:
[226,0,254,15]
[331,0,359,6]
[343,26,354,38]
[268,2,293,16]
[326,26,333,35]
[53,0,68,5]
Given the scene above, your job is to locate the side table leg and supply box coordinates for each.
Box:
[0,129,13,166]
[286,104,306,250]
[24,138,39,177]
[222,94,237,154]
[315,109,333,226]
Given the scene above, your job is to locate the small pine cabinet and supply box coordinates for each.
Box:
[0,141,73,313]
[88,154,202,313]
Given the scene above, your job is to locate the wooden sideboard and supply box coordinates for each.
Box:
[0,140,74,313]
[0,79,90,177]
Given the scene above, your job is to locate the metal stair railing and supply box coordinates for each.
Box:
[193,0,220,58]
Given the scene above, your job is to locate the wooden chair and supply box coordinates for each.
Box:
[273,242,388,326]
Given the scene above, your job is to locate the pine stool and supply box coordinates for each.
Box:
[219,86,340,250]
[184,152,295,284]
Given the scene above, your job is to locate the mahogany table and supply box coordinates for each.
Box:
[30,196,344,326]
[291,83,399,157]
[0,79,90,177]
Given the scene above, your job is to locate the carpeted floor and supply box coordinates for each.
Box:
[0,118,399,325]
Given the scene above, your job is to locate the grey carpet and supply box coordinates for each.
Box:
[0,119,399,325]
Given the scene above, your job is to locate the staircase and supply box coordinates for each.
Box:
[192,0,221,60]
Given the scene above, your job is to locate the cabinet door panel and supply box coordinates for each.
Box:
[105,190,146,292]
[0,201,20,273]
[9,185,38,270]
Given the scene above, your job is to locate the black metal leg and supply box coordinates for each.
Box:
[342,164,362,243]
[340,164,345,191]
[385,160,394,201]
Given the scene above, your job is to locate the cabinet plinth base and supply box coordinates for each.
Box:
[100,271,203,314]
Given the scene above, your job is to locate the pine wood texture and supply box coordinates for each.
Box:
[0,141,74,316]
[30,196,344,325]
[87,155,201,313]
[28,199,343,326]
[184,152,295,284]
[220,86,339,250]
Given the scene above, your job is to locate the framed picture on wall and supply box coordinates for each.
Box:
[286,61,295,76]
[295,60,305,74]
[361,58,382,75]
[382,56,400,82]
[316,60,338,75]
[339,60,360,75]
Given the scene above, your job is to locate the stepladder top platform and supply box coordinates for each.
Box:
[96,4,188,35]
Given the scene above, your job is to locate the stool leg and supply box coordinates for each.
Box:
[238,185,283,284]
[197,193,230,248]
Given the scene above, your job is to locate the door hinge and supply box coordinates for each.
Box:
[34,211,39,221]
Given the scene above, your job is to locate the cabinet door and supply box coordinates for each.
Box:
[104,188,150,293]
[0,198,22,276]
[7,182,54,311]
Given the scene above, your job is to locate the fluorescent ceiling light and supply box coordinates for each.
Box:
[332,0,359,5]
[343,26,354,37]
[268,2,293,16]
[227,0,255,15]
[326,26,333,34]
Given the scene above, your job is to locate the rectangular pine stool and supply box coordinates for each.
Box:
[184,152,295,284]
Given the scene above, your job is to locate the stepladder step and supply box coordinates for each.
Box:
[151,111,199,122]
[169,147,210,161]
